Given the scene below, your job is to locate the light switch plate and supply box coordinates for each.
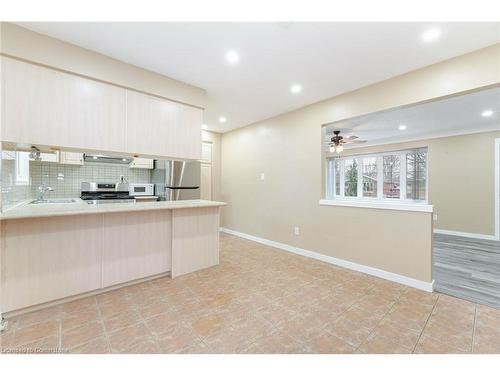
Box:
[260,173,265,181]
[294,226,300,235]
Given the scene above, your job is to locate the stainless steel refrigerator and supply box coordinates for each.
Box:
[152,160,201,200]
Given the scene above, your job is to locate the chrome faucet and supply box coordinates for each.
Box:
[36,185,54,202]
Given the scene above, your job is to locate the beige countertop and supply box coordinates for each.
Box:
[0,199,227,220]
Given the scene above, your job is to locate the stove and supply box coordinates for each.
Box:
[80,182,135,204]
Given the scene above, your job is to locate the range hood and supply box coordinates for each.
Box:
[84,154,133,165]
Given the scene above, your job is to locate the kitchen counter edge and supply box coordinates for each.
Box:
[0,200,227,221]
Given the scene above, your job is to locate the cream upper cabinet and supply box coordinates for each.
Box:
[60,152,84,165]
[2,57,126,152]
[129,157,154,169]
[126,90,202,160]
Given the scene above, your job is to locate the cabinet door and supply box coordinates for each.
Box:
[60,152,84,165]
[200,164,212,200]
[1,215,103,312]
[201,142,213,163]
[126,90,202,159]
[2,57,126,152]
[129,157,153,169]
[102,210,172,287]
[173,103,202,160]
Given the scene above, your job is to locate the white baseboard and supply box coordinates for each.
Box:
[434,229,498,241]
[220,227,434,292]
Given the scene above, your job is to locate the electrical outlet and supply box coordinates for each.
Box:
[294,226,300,236]
[433,214,438,221]
[260,173,265,181]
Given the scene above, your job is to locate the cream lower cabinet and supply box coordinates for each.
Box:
[1,207,221,314]
[171,207,219,278]
[1,215,103,312]
[2,57,126,152]
[126,90,202,160]
[102,211,172,287]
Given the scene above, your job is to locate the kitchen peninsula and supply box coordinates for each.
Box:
[0,199,226,316]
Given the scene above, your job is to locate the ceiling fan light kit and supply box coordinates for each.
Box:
[327,130,366,154]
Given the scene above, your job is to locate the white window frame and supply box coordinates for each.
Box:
[325,148,429,205]
[15,152,30,186]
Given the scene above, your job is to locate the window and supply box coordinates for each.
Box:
[362,157,377,197]
[15,152,30,186]
[383,155,400,199]
[406,151,427,201]
[326,148,427,203]
[344,159,358,197]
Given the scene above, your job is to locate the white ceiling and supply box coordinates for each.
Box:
[18,22,500,133]
[323,86,500,148]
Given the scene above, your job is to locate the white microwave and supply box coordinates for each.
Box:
[129,183,154,196]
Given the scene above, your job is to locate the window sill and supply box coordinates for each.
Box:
[319,199,434,213]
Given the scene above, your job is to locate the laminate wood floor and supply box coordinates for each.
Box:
[433,233,500,309]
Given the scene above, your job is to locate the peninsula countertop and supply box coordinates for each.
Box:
[0,199,227,221]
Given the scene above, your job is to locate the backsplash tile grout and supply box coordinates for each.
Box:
[1,159,151,209]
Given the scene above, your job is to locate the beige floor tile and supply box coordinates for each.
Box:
[422,319,473,352]
[61,321,104,349]
[201,325,255,353]
[358,334,412,354]
[14,306,62,329]
[371,319,421,349]
[136,299,173,320]
[341,306,385,330]
[353,294,395,317]
[255,301,298,326]
[325,317,373,347]
[4,233,491,355]
[61,307,101,332]
[108,322,154,353]
[475,305,500,332]
[102,308,142,334]
[0,330,14,349]
[69,336,110,354]
[10,320,60,348]
[175,338,213,354]
[472,326,500,353]
[241,330,309,354]
[383,306,430,331]
[145,310,184,336]
[189,313,228,338]
[61,297,98,314]
[12,334,60,353]
[414,334,468,354]
[277,311,329,343]
[156,323,200,353]
[120,339,159,354]
[307,332,357,354]
[98,300,133,319]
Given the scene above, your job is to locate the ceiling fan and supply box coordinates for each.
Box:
[327,130,366,154]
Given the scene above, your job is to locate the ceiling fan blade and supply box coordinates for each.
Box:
[346,139,367,144]
[343,135,359,140]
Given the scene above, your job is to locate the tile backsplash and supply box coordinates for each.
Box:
[1,158,32,209]
[1,157,152,209]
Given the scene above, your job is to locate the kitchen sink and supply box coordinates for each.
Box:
[30,198,79,204]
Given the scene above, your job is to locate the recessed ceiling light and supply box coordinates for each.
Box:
[290,84,302,94]
[481,109,494,117]
[225,51,239,64]
[201,124,208,130]
[219,116,227,123]
[398,124,407,130]
[421,28,442,43]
